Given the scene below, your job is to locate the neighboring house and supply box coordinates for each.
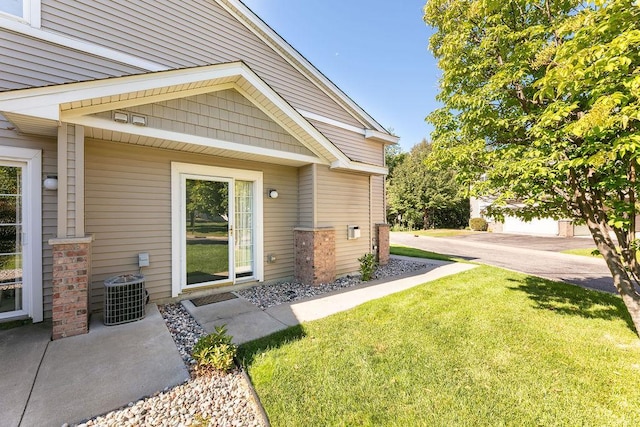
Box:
[0,0,397,339]
[470,197,590,237]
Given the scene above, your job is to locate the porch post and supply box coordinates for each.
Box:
[376,223,390,266]
[294,227,336,285]
[50,123,92,339]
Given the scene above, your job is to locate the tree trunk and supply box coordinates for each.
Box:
[423,208,430,230]
[587,219,640,334]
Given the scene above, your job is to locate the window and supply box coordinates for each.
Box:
[0,0,40,26]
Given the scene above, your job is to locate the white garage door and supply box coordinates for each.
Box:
[502,216,559,236]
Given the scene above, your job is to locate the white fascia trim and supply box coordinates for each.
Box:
[0,63,245,120]
[330,160,388,176]
[70,115,325,166]
[236,65,349,164]
[0,14,166,71]
[217,0,387,132]
[365,129,400,145]
[299,109,399,145]
[298,109,365,135]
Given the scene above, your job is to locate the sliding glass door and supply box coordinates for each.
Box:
[173,163,263,294]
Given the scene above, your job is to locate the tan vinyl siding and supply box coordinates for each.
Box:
[316,166,371,276]
[0,30,146,91]
[309,119,384,166]
[1,114,57,319]
[297,164,314,228]
[40,0,362,126]
[372,175,386,224]
[85,140,297,312]
[93,90,314,156]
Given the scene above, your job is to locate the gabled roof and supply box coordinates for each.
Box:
[0,0,398,146]
[0,62,388,174]
[217,0,392,136]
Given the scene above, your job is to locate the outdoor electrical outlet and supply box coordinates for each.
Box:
[138,252,150,267]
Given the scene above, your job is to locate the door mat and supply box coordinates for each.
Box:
[190,292,238,307]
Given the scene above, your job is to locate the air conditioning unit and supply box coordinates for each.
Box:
[103,274,146,326]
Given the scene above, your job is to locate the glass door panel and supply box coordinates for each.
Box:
[235,181,253,278]
[0,165,23,314]
[185,178,231,286]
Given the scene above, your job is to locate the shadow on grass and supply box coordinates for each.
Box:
[507,276,635,331]
[237,324,307,366]
[390,245,473,263]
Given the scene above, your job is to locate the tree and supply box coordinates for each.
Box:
[186,180,228,230]
[425,0,640,332]
[387,140,469,229]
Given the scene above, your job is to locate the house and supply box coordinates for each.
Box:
[0,0,397,339]
[470,197,590,237]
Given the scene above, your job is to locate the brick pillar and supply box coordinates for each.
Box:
[49,237,92,340]
[294,228,335,285]
[376,224,390,266]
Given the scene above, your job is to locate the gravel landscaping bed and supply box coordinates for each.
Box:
[78,257,428,426]
[237,258,431,309]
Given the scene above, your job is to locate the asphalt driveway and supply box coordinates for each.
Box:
[391,232,616,294]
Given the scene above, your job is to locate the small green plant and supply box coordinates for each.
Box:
[192,325,237,373]
[358,253,378,281]
[469,217,488,231]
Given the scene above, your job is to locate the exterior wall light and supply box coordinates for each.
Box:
[131,115,147,126]
[113,111,129,123]
[44,175,58,190]
[268,189,279,199]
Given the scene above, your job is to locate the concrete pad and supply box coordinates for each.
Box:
[267,263,477,325]
[21,304,189,426]
[201,310,289,345]
[0,321,50,427]
[182,297,258,324]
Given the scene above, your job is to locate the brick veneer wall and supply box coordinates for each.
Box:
[49,238,92,340]
[294,228,336,285]
[376,223,390,266]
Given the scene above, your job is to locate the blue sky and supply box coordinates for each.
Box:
[241,0,439,152]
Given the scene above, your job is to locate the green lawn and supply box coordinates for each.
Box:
[390,244,468,263]
[186,241,229,284]
[561,247,601,257]
[240,266,640,426]
[406,228,475,237]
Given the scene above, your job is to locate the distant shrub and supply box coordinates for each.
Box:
[358,253,378,281]
[192,325,237,373]
[469,217,488,231]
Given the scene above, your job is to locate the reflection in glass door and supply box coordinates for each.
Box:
[235,181,253,279]
[0,165,23,315]
[185,178,231,285]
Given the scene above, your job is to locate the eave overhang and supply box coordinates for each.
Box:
[0,62,386,174]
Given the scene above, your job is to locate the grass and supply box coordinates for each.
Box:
[404,228,474,237]
[390,244,468,263]
[187,219,228,238]
[562,247,600,257]
[240,266,640,426]
[186,241,229,284]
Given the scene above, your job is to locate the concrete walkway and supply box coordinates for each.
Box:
[1,305,189,427]
[184,258,477,344]
[1,256,475,426]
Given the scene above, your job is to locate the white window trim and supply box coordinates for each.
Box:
[171,162,263,297]
[0,146,43,322]
[0,0,40,27]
